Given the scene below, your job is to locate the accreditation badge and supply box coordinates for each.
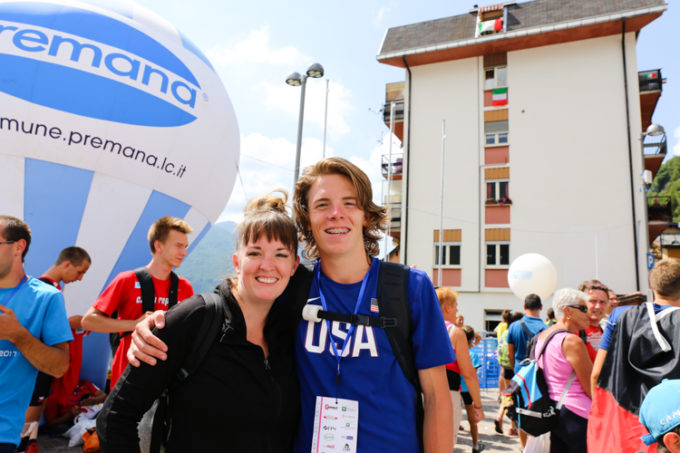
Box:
[310,396,358,453]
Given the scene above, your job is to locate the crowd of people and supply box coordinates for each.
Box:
[1,156,679,453]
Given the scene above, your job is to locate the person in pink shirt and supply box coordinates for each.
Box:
[534,288,593,453]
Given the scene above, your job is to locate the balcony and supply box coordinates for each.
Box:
[648,195,673,246]
[381,153,403,180]
[383,82,405,141]
[639,69,662,132]
[643,132,667,179]
[386,202,401,238]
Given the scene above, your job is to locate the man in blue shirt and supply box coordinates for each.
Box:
[506,293,545,373]
[0,216,72,453]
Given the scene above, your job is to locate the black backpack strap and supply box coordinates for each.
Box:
[534,328,569,361]
[135,267,156,313]
[377,261,424,452]
[520,320,531,337]
[176,293,230,382]
[168,272,179,308]
[149,293,229,453]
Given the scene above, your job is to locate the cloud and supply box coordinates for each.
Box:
[262,79,352,138]
[205,26,308,69]
[216,133,334,223]
[375,6,392,25]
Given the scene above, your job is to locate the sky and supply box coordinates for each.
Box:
[133,0,678,228]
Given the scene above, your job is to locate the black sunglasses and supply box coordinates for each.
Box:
[567,304,588,313]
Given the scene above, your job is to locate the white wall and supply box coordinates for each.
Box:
[508,33,647,294]
[406,57,483,291]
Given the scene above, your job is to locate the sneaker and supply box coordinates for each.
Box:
[494,418,503,434]
[25,440,38,453]
[472,442,485,453]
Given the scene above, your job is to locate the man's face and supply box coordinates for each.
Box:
[585,289,609,325]
[155,230,189,268]
[61,260,90,284]
[307,174,367,261]
[0,225,19,280]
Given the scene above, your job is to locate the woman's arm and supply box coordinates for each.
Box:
[451,327,484,422]
[97,297,204,452]
[562,333,593,398]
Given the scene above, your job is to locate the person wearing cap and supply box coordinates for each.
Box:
[639,379,680,453]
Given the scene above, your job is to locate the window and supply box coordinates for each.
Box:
[485,66,507,90]
[486,180,509,200]
[486,242,509,267]
[485,132,508,145]
[434,243,461,267]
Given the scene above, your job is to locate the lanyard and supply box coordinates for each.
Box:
[316,259,373,389]
[1,275,28,306]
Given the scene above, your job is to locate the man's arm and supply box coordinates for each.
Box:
[418,365,453,453]
[0,304,69,377]
[81,306,149,334]
[591,349,608,399]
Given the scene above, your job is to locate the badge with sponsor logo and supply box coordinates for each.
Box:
[311,396,358,453]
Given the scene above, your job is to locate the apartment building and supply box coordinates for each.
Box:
[377,0,667,329]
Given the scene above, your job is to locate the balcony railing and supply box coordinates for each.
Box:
[639,69,662,93]
[381,153,404,179]
[383,100,404,124]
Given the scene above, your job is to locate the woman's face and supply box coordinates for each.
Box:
[564,299,590,331]
[455,314,464,327]
[233,235,299,305]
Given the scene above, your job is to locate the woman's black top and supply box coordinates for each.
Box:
[97,283,300,453]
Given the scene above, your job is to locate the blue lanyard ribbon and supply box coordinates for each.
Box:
[316,259,374,387]
[1,275,28,306]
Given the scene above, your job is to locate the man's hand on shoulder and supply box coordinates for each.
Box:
[127,310,168,367]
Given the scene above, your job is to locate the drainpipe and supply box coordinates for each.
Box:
[403,56,412,265]
[621,18,641,290]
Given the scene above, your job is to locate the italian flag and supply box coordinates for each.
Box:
[492,87,508,106]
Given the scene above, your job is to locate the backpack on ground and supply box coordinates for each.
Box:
[138,292,229,453]
[109,268,179,356]
[501,328,575,437]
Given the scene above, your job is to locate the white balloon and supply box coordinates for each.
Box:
[507,253,557,301]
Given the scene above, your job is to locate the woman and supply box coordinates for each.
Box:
[534,288,593,453]
[460,325,485,453]
[97,192,301,452]
[436,288,484,450]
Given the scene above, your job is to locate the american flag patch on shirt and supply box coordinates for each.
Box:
[370,298,379,314]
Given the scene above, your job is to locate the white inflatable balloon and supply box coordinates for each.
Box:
[0,0,239,387]
[507,253,557,301]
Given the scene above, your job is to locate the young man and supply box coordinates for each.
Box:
[128,158,455,452]
[577,280,609,361]
[505,293,545,448]
[0,216,72,453]
[82,216,193,388]
[21,247,91,453]
[589,258,680,452]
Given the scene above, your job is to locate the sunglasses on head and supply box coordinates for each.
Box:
[567,304,588,313]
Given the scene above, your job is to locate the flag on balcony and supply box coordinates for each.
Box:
[476,18,503,36]
[492,87,508,106]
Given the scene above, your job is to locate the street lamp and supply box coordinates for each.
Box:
[286,63,324,186]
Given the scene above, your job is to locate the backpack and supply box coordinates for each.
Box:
[501,329,576,437]
[138,292,229,453]
[109,268,179,355]
[520,319,546,361]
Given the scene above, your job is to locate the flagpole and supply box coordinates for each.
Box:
[438,120,446,287]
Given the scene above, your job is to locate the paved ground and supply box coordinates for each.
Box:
[37,389,522,452]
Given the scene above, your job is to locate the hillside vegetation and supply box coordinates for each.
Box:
[179,221,237,294]
[649,156,680,223]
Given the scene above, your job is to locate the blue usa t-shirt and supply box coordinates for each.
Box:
[294,259,454,452]
[0,277,72,446]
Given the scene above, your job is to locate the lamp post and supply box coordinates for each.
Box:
[286,62,324,186]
